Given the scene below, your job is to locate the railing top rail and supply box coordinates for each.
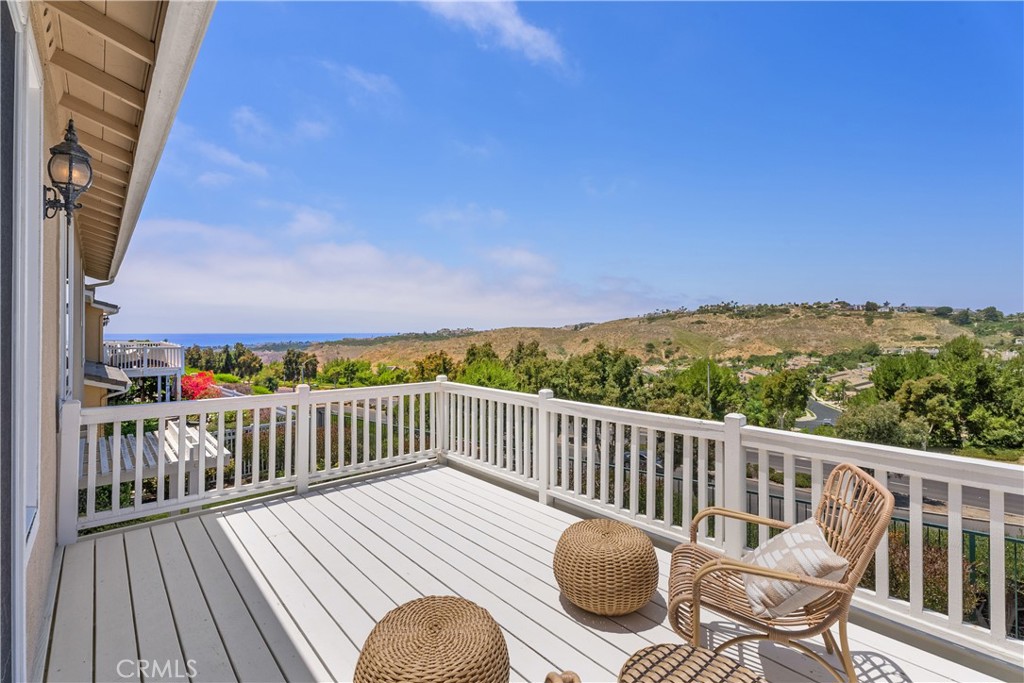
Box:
[444,382,541,406]
[741,425,1024,491]
[78,381,444,423]
[547,397,727,436]
[308,380,442,402]
[103,340,183,348]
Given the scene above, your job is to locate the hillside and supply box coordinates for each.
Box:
[307,308,976,368]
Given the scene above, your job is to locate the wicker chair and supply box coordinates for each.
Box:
[667,463,894,683]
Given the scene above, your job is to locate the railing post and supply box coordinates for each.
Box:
[58,400,82,545]
[723,413,747,558]
[537,389,554,505]
[295,384,311,494]
[435,375,448,463]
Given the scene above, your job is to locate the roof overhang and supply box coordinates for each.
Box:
[38,1,215,280]
[84,361,131,391]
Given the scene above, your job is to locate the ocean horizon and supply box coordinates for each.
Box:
[104,332,393,348]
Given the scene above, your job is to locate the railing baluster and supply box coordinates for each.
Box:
[197,411,207,496]
[111,421,121,514]
[910,474,924,615]
[990,490,1007,642]
[600,420,610,506]
[682,434,693,529]
[134,418,144,508]
[176,412,187,499]
[614,422,624,511]
[646,428,656,520]
[783,452,795,524]
[663,432,674,528]
[216,413,225,492]
[573,415,582,495]
[586,418,595,500]
[252,408,261,485]
[697,437,709,540]
[375,397,383,461]
[629,424,640,517]
[873,468,889,602]
[948,481,963,624]
[758,448,769,545]
[232,412,241,490]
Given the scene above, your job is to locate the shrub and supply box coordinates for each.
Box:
[252,385,272,395]
[213,373,241,384]
[181,371,219,400]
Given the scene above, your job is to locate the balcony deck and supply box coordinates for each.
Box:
[45,464,993,683]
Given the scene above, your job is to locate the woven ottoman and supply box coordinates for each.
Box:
[353,595,510,683]
[553,519,659,616]
[544,643,765,683]
[618,644,765,682]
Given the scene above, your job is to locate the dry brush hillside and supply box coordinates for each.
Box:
[308,310,969,368]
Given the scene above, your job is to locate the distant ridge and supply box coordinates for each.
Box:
[306,307,995,368]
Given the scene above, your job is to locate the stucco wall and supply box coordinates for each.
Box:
[84,304,103,364]
[24,6,66,674]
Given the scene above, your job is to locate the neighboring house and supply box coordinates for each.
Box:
[0,2,212,680]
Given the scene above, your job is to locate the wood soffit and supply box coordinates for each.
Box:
[42,1,164,280]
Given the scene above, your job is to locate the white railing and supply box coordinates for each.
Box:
[439,381,1024,666]
[59,381,440,541]
[103,340,185,376]
[58,378,1024,665]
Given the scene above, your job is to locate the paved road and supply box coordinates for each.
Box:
[795,399,842,429]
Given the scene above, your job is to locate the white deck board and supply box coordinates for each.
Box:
[46,464,1001,682]
[94,535,139,683]
[123,528,191,681]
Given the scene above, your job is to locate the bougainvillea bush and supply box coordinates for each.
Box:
[181,371,220,400]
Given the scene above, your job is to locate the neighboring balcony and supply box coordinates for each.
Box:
[102,341,184,401]
[51,380,1024,681]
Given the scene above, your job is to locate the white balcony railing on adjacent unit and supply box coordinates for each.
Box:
[103,340,185,377]
[59,378,1024,667]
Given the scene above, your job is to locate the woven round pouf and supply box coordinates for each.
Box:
[353,595,510,683]
[618,644,765,683]
[553,519,658,616]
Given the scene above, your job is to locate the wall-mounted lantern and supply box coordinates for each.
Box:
[43,118,93,220]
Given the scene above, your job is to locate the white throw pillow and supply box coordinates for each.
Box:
[742,517,849,618]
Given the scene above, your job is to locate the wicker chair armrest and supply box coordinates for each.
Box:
[689,507,791,543]
[545,671,582,683]
[693,557,853,597]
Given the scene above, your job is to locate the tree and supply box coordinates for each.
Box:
[234,350,263,379]
[185,344,203,369]
[951,309,972,326]
[505,341,558,393]
[980,306,1003,322]
[675,359,741,419]
[460,358,518,390]
[934,306,953,317]
[464,342,499,366]
[411,351,461,382]
[894,375,960,446]
[759,370,810,429]
[282,349,318,381]
[871,352,932,400]
[551,344,642,408]
[864,301,880,312]
[647,393,712,420]
[835,401,926,449]
[219,344,234,374]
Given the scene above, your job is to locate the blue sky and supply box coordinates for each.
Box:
[108,1,1024,333]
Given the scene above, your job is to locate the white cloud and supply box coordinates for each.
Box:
[231,106,331,145]
[195,171,235,188]
[286,207,335,237]
[420,203,509,230]
[110,217,663,332]
[485,246,554,274]
[423,1,565,67]
[195,140,268,177]
[321,62,401,111]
